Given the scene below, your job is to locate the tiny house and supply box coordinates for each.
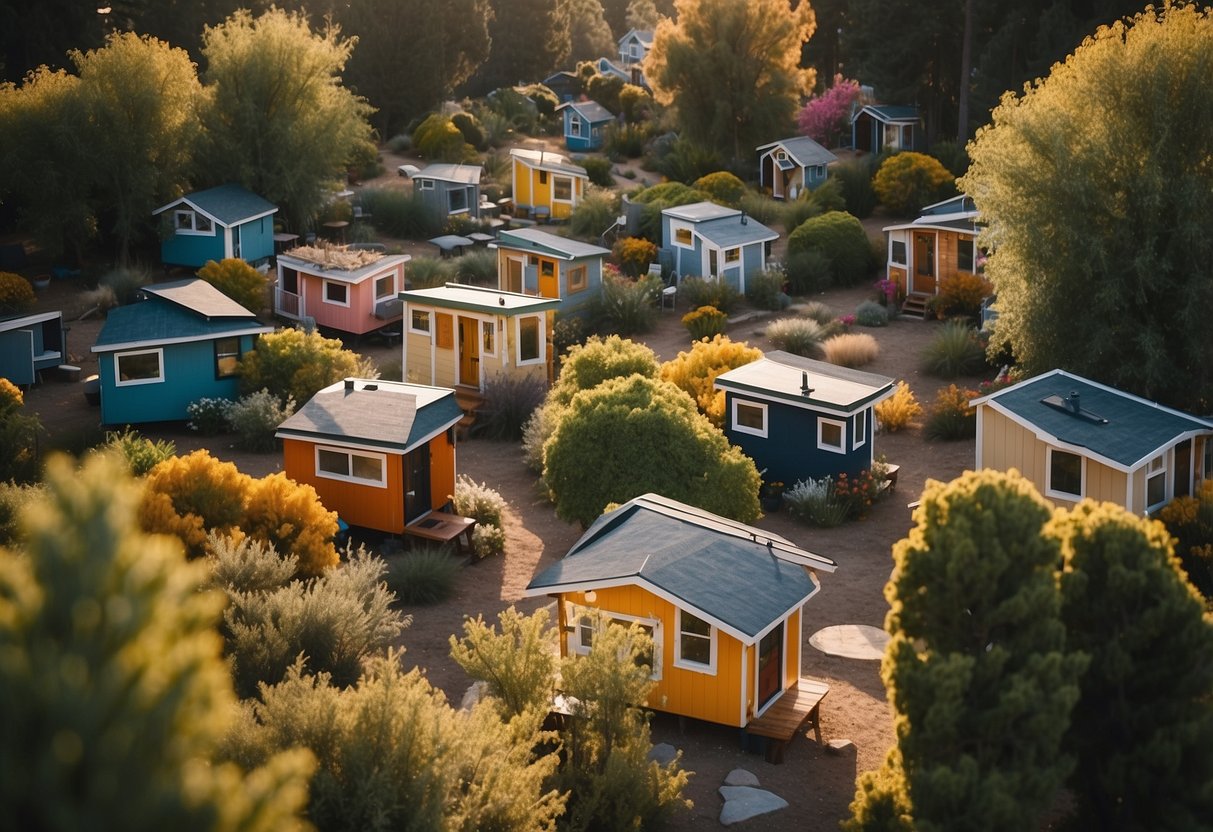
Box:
[757,137,838,200]
[509,148,589,222]
[493,227,609,316]
[883,195,981,307]
[850,105,923,154]
[555,100,614,152]
[153,184,278,268]
[0,311,66,386]
[525,493,836,728]
[409,163,483,224]
[618,29,653,66]
[274,246,409,335]
[276,378,463,533]
[661,201,778,294]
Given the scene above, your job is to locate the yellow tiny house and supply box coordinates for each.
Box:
[509,147,588,221]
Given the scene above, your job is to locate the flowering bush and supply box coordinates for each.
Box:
[612,236,658,277]
[833,469,881,518]
[784,476,848,527]
[187,397,234,434]
[452,474,507,558]
[0,272,36,315]
[682,305,728,341]
[874,277,900,307]
[836,314,857,331]
[796,75,861,146]
[924,384,978,440]
[875,381,922,432]
[976,369,1023,396]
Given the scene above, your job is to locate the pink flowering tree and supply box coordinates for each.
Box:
[797,75,861,147]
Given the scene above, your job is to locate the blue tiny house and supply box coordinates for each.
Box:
[661,202,778,294]
[714,352,895,486]
[757,137,838,199]
[153,184,278,269]
[850,105,923,154]
[555,100,614,152]
[0,311,65,386]
[92,278,272,426]
[493,227,609,317]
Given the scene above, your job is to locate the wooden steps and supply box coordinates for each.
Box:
[454,389,485,441]
[900,292,931,319]
[743,677,830,764]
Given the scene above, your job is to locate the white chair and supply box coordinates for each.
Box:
[661,283,677,311]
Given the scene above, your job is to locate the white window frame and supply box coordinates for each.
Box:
[731,399,768,438]
[569,605,662,681]
[515,314,544,366]
[775,149,787,161]
[374,273,396,301]
[114,348,164,387]
[673,608,716,675]
[323,280,350,307]
[724,247,740,264]
[214,336,242,379]
[173,208,214,236]
[409,309,431,335]
[481,319,496,358]
[553,175,573,202]
[1146,453,1168,511]
[671,223,695,249]
[417,179,435,191]
[853,409,867,450]
[813,164,825,178]
[817,417,846,454]
[314,445,388,488]
[1046,447,1085,501]
[570,116,582,137]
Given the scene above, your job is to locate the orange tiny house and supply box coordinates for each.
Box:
[275,378,463,534]
[883,195,982,314]
[524,494,836,728]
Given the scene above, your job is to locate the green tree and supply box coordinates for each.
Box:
[543,374,761,526]
[961,4,1213,412]
[197,257,269,313]
[787,210,871,286]
[450,606,558,719]
[0,377,42,484]
[239,327,377,405]
[0,455,313,829]
[849,469,1086,830]
[566,0,617,64]
[478,0,570,93]
[872,151,955,217]
[197,8,373,230]
[551,334,660,405]
[646,0,816,163]
[1050,502,1213,830]
[692,171,746,208]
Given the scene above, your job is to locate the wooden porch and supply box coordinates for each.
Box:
[743,676,830,764]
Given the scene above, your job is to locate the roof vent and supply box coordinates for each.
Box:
[1040,392,1108,425]
[344,378,354,392]
[800,371,814,398]
[363,383,378,391]
[740,211,748,225]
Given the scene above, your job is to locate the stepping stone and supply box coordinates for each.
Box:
[808,624,889,660]
[827,739,856,756]
[723,768,759,787]
[718,786,788,826]
[648,743,678,765]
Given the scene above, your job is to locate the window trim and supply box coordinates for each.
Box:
[481,319,496,358]
[724,247,740,264]
[516,314,544,366]
[567,264,588,294]
[1046,447,1085,501]
[817,417,846,454]
[114,348,165,387]
[323,280,350,307]
[374,273,396,301]
[731,399,768,438]
[314,445,388,488]
[569,605,662,681]
[173,208,215,236]
[417,178,435,190]
[570,117,582,137]
[553,175,573,202]
[1146,453,1168,511]
[673,608,716,675]
[853,409,867,450]
[214,336,241,380]
[448,187,469,215]
[409,309,431,335]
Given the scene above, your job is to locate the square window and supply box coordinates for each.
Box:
[1146,454,1167,509]
[418,179,435,190]
[958,238,975,272]
[890,240,907,265]
[316,447,386,487]
[324,281,348,306]
[724,248,740,264]
[567,265,587,293]
[570,118,582,137]
[375,274,395,299]
[674,227,693,247]
[818,418,845,453]
[732,400,767,438]
[317,448,349,477]
[115,349,163,386]
[554,176,572,201]
[448,188,468,214]
[175,210,193,231]
[214,336,241,379]
[351,454,383,482]
[1048,449,1083,499]
[540,260,555,278]
[676,609,714,671]
[410,309,431,334]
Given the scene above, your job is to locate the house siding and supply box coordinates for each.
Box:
[161,231,223,269]
[293,262,405,335]
[511,157,585,219]
[887,228,978,296]
[404,306,553,392]
[235,216,274,264]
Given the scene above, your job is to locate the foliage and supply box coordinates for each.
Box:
[0,271,35,315]
[0,455,313,828]
[762,317,828,358]
[384,546,460,605]
[450,110,487,150]
[692,171,746,207]
[676,275,741,314]
[0,378,42,484]
[454,249,497,285]
[785,249,834,294]
[832,469,882,519]
[874,381,922,433]
[99,265,151,305]
[784,476,849,528]
[477,372,547,440]
[412,112,475,162]
[738,190,782,226]
[629,181,709,241]
[787,210,872,286]
[603,121,649,158]
[928,139,970,177]
[522,400,568,474]
[585,272,662,335]
[360,187,443,239]
[452,474,508,556]
[659,334,761,427]
[680,305,727,341]
[96,428,176,477]
[1157,480,1213,600]
[226,389,296,453]
[582,155,615,188]
[779,193,822,232]
[553,314,588,359]
[961,5,1213,412]
[197,258,268,314]
[586,71,625,114]
[923,384,977,441]
[406,255,457,289]
[449,607,557,719]
[0,482,44,548]
[920,321,987,378]
[567,0,616,63]
[873,152,956,217]
[797,74,861,146]
[618,83,653,123]
[187,396,234,435]
[612,236,658,277]
[647,0,816,163]
[551,334,660,407]
[831,159,878,219]
[239,328,375,406]
[823,333,879,368]
[935,272,992,321]
[569,186,620,239]
[242,472,339,577]
[645,135,726,185]
[745,269,789,311]
[543,374,761,526]
[205,532,299,596]
[855,300,889,327]
[139,450,250,559]
[843,749,915,832]
[800,300,838,326]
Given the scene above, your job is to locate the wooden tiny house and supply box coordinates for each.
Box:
[883,195,981,313]
[274,246,409,335]
[525,494,836,728]
[509,148,588,221]
[276,378,463,534]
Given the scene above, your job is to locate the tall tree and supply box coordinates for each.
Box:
[1051,502,1213,830]
[197,7,373,230]
[0,455,313,829]
[565,0,617,64]
[961,4,1213,412]
[646,0,816,164]
[475,0,570,93]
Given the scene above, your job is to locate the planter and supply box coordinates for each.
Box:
[32,274,51,291]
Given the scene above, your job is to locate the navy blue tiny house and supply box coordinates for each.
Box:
[555,100,614,152]
[153,184,278,269]
[714,352,895,486]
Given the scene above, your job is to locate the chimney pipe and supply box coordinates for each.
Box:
[1068,391,1080,413]
[344,378,355,392]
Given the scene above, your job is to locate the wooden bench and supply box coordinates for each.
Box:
[743,677,830,764]
[403,511,476,555]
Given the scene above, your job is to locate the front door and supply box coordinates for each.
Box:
[538,259,559,299]
[912,233,936,294]
[458,316,480,388]
[757,622,784,710]
[505,257,524,293]
[1175,439,1192,498]
[404,446,430,523]
[708,248,719,278]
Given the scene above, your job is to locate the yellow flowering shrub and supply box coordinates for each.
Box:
[660,334,762,426]
[0,272,35,315]
[140,451,251,558]
[874,381,923,432]
[243,473,339,576]
[681,305,728,341]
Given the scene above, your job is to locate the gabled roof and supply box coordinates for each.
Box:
[756,136,838,168]
[596,57,631,81]
[496,227,609,260]
[0,310,62,334]
[619,28,654,47]
[153,184,278,227]
[400,282,562,316]
[715,351,895,414]
[412,164,482,186]
[276,378,462,453]
[852,104,920,124]
[525,494,834,643]
[92,278,269,353]
[509,147,588,178]
[972,370,1213,472]
[883,193,979,235]
[663,202,778,248]
[556,99,615,124]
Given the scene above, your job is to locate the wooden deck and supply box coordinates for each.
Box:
[743,677,830,764]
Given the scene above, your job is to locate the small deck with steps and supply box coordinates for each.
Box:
[742,676,830,764]
[900,292,931,319]
[454,389,484,440]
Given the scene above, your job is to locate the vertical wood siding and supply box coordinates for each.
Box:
[282,439,406,532]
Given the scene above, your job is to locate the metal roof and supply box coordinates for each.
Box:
[715,351,895,414]
[414,164,482,185]
[509,147,588,178]
[276,378,463,452]
[756,136,839,168]
[663,201,740,223]
[399,282,561,315]
[143,278,258,319]
[497,227,610,260]
[92,281,269,353]
[153,184,277,227]
[557,99,615,123]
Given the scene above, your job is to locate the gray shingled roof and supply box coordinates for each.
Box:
[757,136,838,168]
[415,164,482,185]
[558,100,615,123]
[93,279,268,353]
[153,184,277,226]
[497,227,609,259]
[715,351,894,413]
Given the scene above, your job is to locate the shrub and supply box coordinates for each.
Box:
[471,524,507,560]
[0,378,41,484]
[477,373,546,440]
[823,333,879,368]
[787,210,873,286]
[519,82,559,116]
[347,137,383,182]
[585,272,661,335]
[935,272,992,320]
[659,334,762,426]
[603,122,647,158]
[139,450,251,559]
[809,177,847,213]
[450,110,486,150]
[582,156,615,187]
[649,136,726,184]
[875,381,922,433]
[781,195,822,233]
[452,475,507,558]
[785,476,849,527]
[0,271,36,315]
[856,300,890,327]
[206,532,298,594]
[240,328,375,405]
[799,300,837,325]
[552,314,587,358]
[522,400,566,473]
[923,383,978,440]
[630,181,710,240]
[96,428,176,477]
[785,249,834,294]
[832,469,882,518]
[386,133,410,153]
[242,472,339,576]
[692,171,746,207]
[361,187,442,238]
[99,266,151,306]
[0,481,44,547]
[677,276,741,314]
[226,389,296,452]
[79,285,118,314]
[745,269,789,311]
[407,256,456,290]
[612,236,658,277]
[551,334,660,406]
[762,317,829,357]
[928,139,970,177]
[1156,480,1213,599]
[569,186,620,239]
[921,321,987,378]
[454,250,496,286]
[196,258,268,313]
[618,83,652,122]
[412,113,473,161]
[384,546,460,604]
[681,305,728,341]
[873,151,956,216]
[187,396,234,434]
[831,159,878,218]
[739,190,783,226]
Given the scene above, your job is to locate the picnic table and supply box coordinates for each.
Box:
[428,234,474,258]
[404,510,476,555]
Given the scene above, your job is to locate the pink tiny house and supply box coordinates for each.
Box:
[274,246,409,335]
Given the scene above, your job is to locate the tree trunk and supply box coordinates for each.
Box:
[957,0,975,145]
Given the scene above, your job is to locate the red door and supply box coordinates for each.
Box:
[757,622,784,710]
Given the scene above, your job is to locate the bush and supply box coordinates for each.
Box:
[385,546,460,604]
[921,321,988,378]
[226,389,296,452]
[412,113,473,162]
[677,276,741,314]
[692,171,746,207]
[186,396,234,434]
[855,300,890,327]
[1156,480,1213,599]
[935,272,992,320]
[452,475,507,558]
[681,305,728,341]
[739,190,782,226]
[763,317,829,357]
[648,136,725,184]
[831,159,878,218]
[784,476,849,527]
[0,271,36,315]
[450,110,486,150]
[386,133,410,153]
[781,195,822,233]
[659,334,762,426]
[823,333,879,367]
[361,188,442,239]
[240,328,376,405]
[407,256,456,290]
[521,400,566,473]
[96,428,176,477]
[745,269,789,311]
[928,139,970,177]
[196,258,266,312]
[923,383,978,440]
[618,83,652,122]
[0,378,41,484]
[630,181,710,241]
[569,186,620,239]
[519,82,559,116]
[603,122,647,158]
[552,314,587,359]
[99,266,151,306]
[471,524,507,560]
[139,450,250,558]
[454,250,497,286]
[874,381,922,432]
[832,469,882,518]
[785,249,834,295]
[241,471,339,577]
[585,272,661,335]
[551,334,660,406]
[477,373,546,440]
[787,210,872,287]
[809,177,847,213]
[799,300,838,326]
[206,532,299,594]
[612,236,658,277]
[0,481,44,546]
[582,156,615,187]
[873,151,956,216]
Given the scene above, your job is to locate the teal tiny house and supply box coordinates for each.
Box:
[0,311,65,387]
[556,100,614,152]
[92,278,272,426]
[493,227,609,317]
[154,184,278,269]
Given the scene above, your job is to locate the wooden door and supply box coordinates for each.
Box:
[404,446,430,523]
[912,233,936,294]
[757,622,784,710]
[538,259,559,299]
[458,316,480,388]
[506,258,524,293]
[1175,439,1192,498]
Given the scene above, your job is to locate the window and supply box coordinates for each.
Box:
[958,238,975,272]
[418,178,435,190]
[813,165,825,178]
[890,240,907,265]
[410,309,431,334]
[482,320,495,356]
[567,265,587,293]
[553,176,572,201]
[570,117,582,137]
[853,409,867,449]
[540,260,556,278]
[775,150,787,161]
[448,188,468,214]
[1146,454,1167,510]
[323,281,349,306]
[316,446,387,487]
[114,348,163,386]
[732,400,767,438]
[674,226,693,247]
[818,417,845,453]
[675,609,715,673]
[571,608,661,680]
[539,170,549,186]
[435,313,453,349]
[173,209,213,235]
[214,337,241,379]
[1047,448,1083,500]
[724,248,740,264]
[517,315,542,364]
[374,274,395,300]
